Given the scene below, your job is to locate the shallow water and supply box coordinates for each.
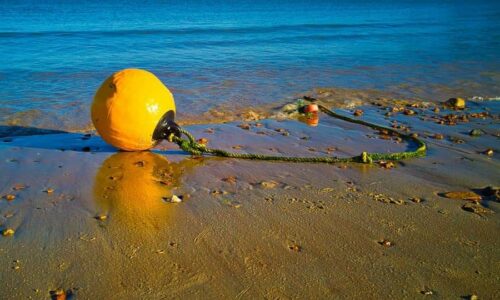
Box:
[1,0,500,131]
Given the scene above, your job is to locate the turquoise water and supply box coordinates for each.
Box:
[0,0,499,131]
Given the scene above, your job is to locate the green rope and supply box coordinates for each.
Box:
[169,104,426,164]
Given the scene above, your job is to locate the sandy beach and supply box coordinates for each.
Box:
[1,93,498,299]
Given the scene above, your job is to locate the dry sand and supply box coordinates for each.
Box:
[0,98,499,299]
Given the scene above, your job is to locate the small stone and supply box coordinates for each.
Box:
[390,199,405,205]
[12,183,26,191]
[445,97,466,109]
[197,138,208,145]
[433,133,444,140]
[222,176,237,184]
[232,145,243,150]
[260,180,278,189]
[3,194,16,201]
[2,228,15,237]
[451,137,465,144]
[167,195,183,203]
[44,188,54,194]
[353,109,364,117]
[469,129,484,136]
[378,239,393,247]
[379,161,395,169]
[482,149,493,156]
[468,294,479,300]
[462,202,493,215]
[288,244,302,252]
[50,289,67,300]
[442,191,482,201]
[410,133,419,138]
[421,289,433,295]
[433,107,440,113]
[95,214,107,221]
[410,197,422,203]
[237,123,250,130]
[403,109,416,116]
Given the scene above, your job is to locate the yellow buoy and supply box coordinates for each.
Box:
[91,68,176,151]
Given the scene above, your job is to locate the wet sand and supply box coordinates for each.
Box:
[0,97,499,299]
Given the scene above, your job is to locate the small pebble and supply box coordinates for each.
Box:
[3,194,16,201]
[378,239,393,247]
[237,123,250,130]
[353,109,364,117]
[482,149,494,156]
[12,183,26,190]
[197,138,208,145]
[95,214,107,221]
[2,228,15,237]
[410,197,422,203]
[165,195,183,203]
[433,133,444,140]
[379,161,395,169]
[469,129,484,136]
[260,180,278,189]
[44,188,54,194]
[462,202,493,214]
[288,244,302,252]
[222,176,237,184]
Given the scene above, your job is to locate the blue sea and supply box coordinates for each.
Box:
[1,0,499,131]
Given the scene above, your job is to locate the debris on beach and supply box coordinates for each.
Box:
[378,239,393,247]
[432,133,444,140]
[95,214,107,221]
[2,228,15,237]
[444,97,466,109]
[237,123,251,130]
[410,197,423,203]
[163,195,183,203]
[221,199,242,208]
[440,191,482,202]
[462,202,493,215]
[3,194,16,201]
[260,180,279,189]
[12,183,26,190]
[197,138,209,145]
[469,129,484,136]
[378,161,395,169]
[50,288,70,300]
[481,149,494,156]
[44,188,55,194]
[353,109,364,116]
[403,109,416,115]
[222,176,237,184]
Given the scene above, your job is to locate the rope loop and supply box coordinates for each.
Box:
[169,104,427,164]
